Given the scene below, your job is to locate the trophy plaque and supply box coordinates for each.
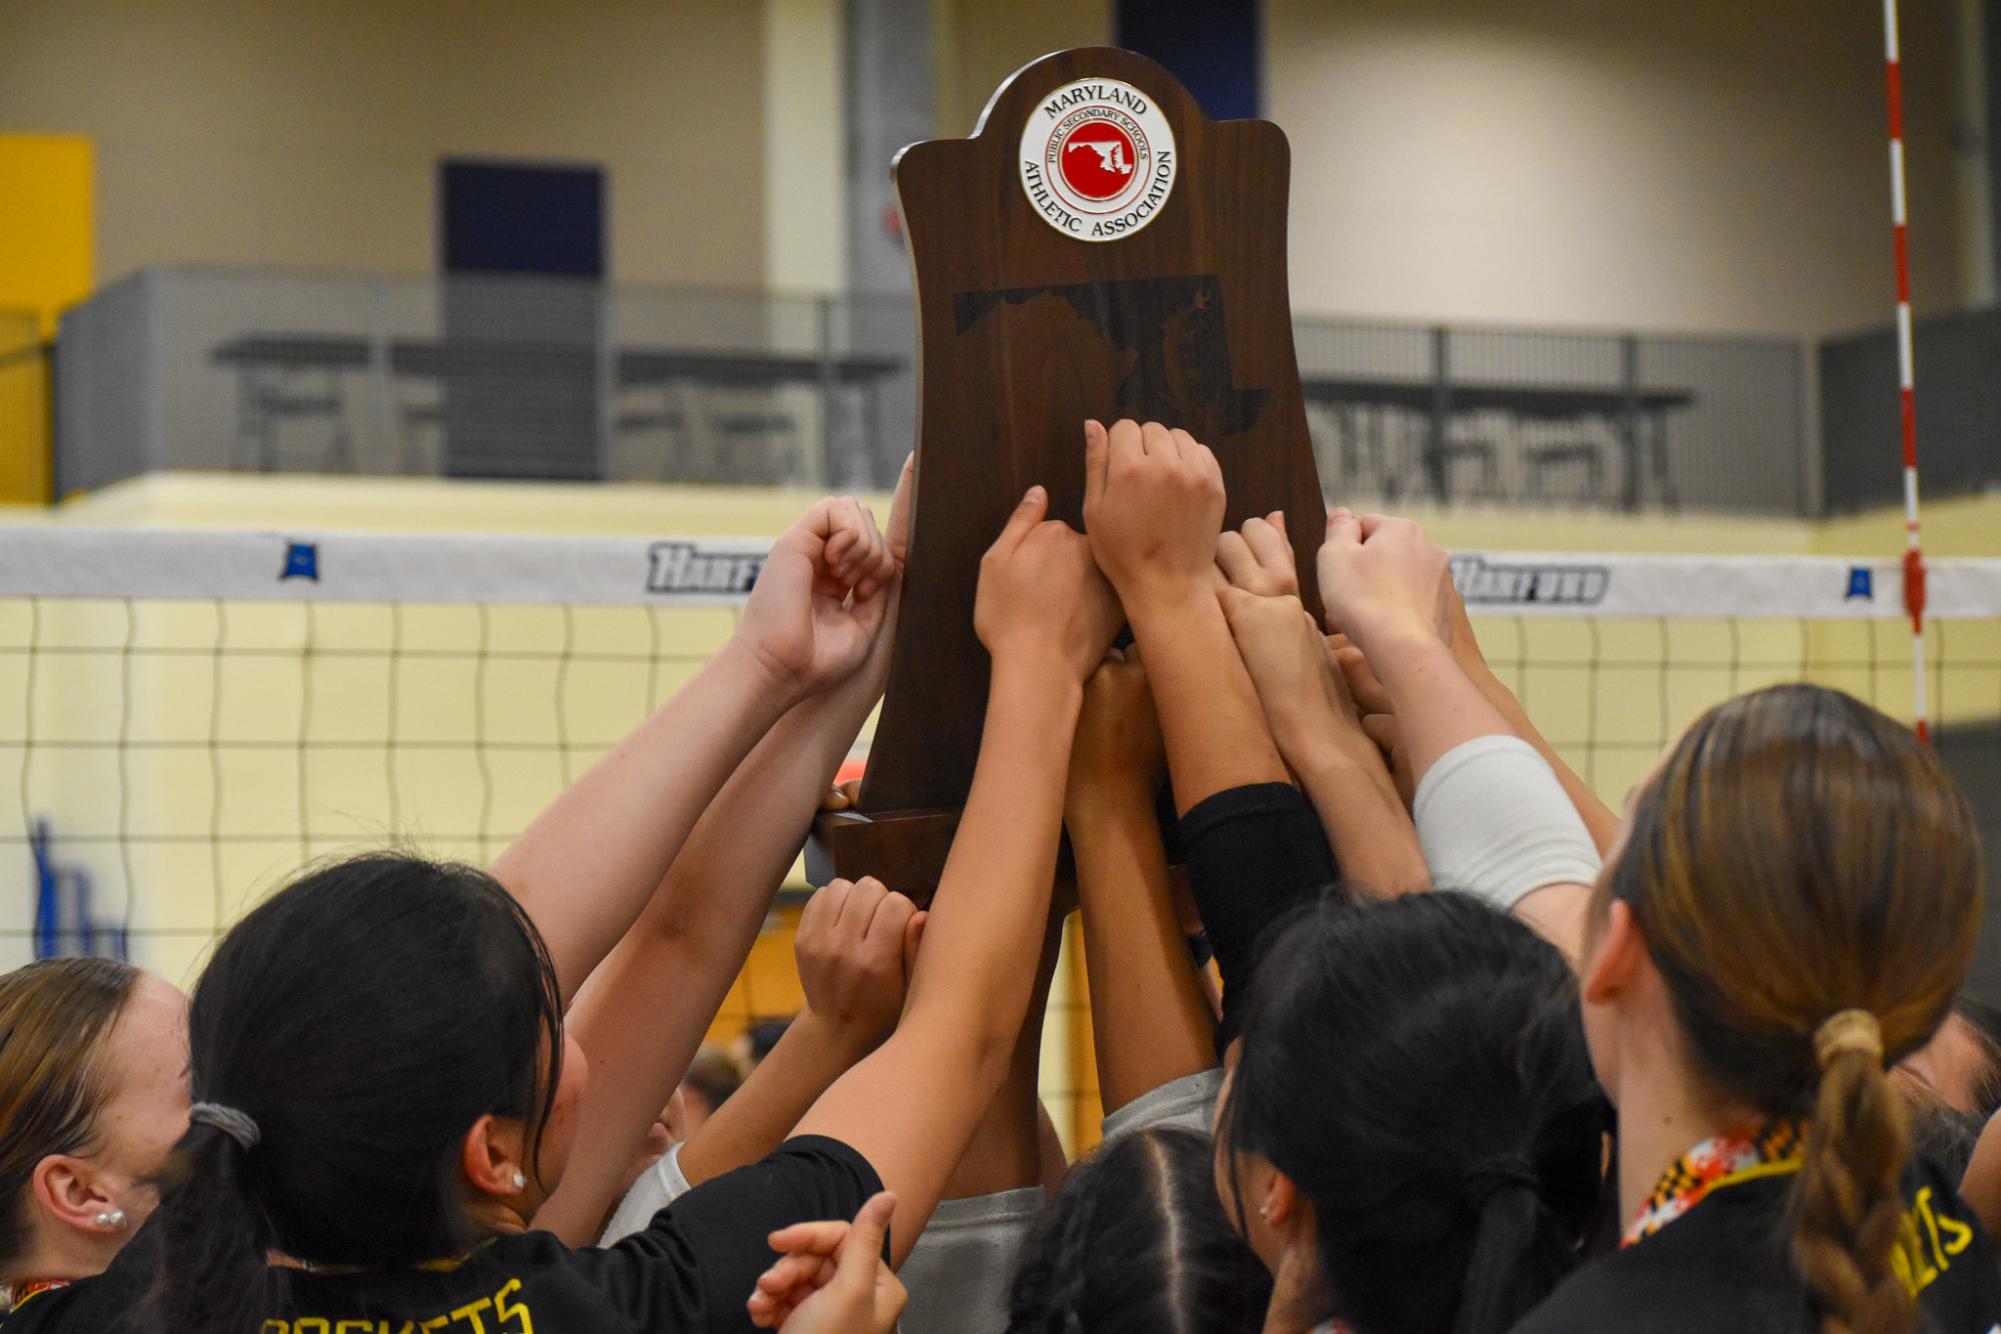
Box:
[808,47,1326,898]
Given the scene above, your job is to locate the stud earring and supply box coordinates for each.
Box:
[511,1172,527,1191]
[93,1209,126,1230]
[1257,1205,1271,1222]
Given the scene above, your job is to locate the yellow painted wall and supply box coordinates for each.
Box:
[0,133,93,505]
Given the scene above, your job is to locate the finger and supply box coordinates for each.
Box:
[863,503,894,582]
[1107,418,1144,472]
[823,524,857,575]
[1082,420,1109,520]
[753,1253,834,1298]
[840,498,876,577]
[1179,430,1222,487]
[1140,420,1175,459]
[1241,515,1294,573]
[836,875,888,943]
[832,1193,898,1290]
[902,910,928,977]
[1324,506,1362,548]
[1361,712,1400,754]
[887,452,916,564]
[1215,530,1257,590]
[990,485,1048,555]
[878,1271,910,1327]
[819,783,854,812]
[803,879,851,943]
[1168,426,1200,465]
[864,890,917,961]
[1332,644,1391,714]
[765,1220,851,1258]
[1216,582,1257,631]
[1268,509,1287,538]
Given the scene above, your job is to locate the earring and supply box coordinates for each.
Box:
[1258,1205,1271,1221]
[511,1172,527,1191]
[93,1209,126,1230]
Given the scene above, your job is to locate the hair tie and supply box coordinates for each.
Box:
[189,1102,261,1151]
[1463,1156,1540,1210]
[1813,1009,1883,1069]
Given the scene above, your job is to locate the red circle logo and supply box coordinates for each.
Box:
[1057,122,1140,201]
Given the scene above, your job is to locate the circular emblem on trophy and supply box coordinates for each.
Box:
[1019,78,1178,242]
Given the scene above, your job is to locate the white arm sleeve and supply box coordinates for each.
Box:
[1413,735,1602,912]
[597,1140,694,1246]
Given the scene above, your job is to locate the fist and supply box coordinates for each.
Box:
[1068,646,1166,801]
[1316,508,1452,652]
[974,486,1123,683]
[1082,419,1227,610]
[795,877,925,1043]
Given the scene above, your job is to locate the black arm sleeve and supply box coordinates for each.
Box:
[1178,782,1341,1042]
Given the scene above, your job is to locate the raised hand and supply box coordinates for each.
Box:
[735,497,900,697]
[974,485,1123,683]
[1082,418,1227,613]
[1219,512,1429,897]
[794,877,925,1046]
[1215,511,1298,598]
[1216,511,1368,758]
[748,1191,905,1332]
[1067,647,1166,810]
[1315,507,1453,653]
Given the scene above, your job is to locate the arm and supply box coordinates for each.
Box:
[1066,650,1216,1114]
[1081,419,1289,815]
[1333,571,1620,853]
[1216,517,1428,900]
[793,484,1121,1264]
[535,475,916,1242]
[493,496,896,1006]
[676,878,922,1192]
[932,911,1067,1201]
[1318,510,1599,961]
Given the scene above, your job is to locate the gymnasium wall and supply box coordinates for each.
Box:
[0,0,768,289]
[1265,0,1969,338]
[932,0,1115,138]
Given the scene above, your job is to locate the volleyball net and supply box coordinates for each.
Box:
[3,528,1998,1145]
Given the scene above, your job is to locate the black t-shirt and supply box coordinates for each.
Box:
[1178,782,1341,1040]
[4,1135,878,1334]
[1510,1156,2001,1334]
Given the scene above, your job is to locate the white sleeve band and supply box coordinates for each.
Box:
[597,1140,693,1246]
[1413,734,1602,912]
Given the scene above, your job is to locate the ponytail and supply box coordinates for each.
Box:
[1794,1011,1915,1334]
[1451,1173,1580,1334]
[1604,688,1981,1334]
[139,1118,276,1334]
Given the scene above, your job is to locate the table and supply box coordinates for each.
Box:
[1298,373,1695,510]
[210,335,906,483]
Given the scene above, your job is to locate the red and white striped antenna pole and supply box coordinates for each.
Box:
[1884,0,1930,742]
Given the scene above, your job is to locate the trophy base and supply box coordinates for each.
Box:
[806,808,964,905]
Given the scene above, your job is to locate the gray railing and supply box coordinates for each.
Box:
[55,266,1813,513]
[1821,306,2001,514]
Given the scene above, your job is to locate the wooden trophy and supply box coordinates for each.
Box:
[807,47,1325,899]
